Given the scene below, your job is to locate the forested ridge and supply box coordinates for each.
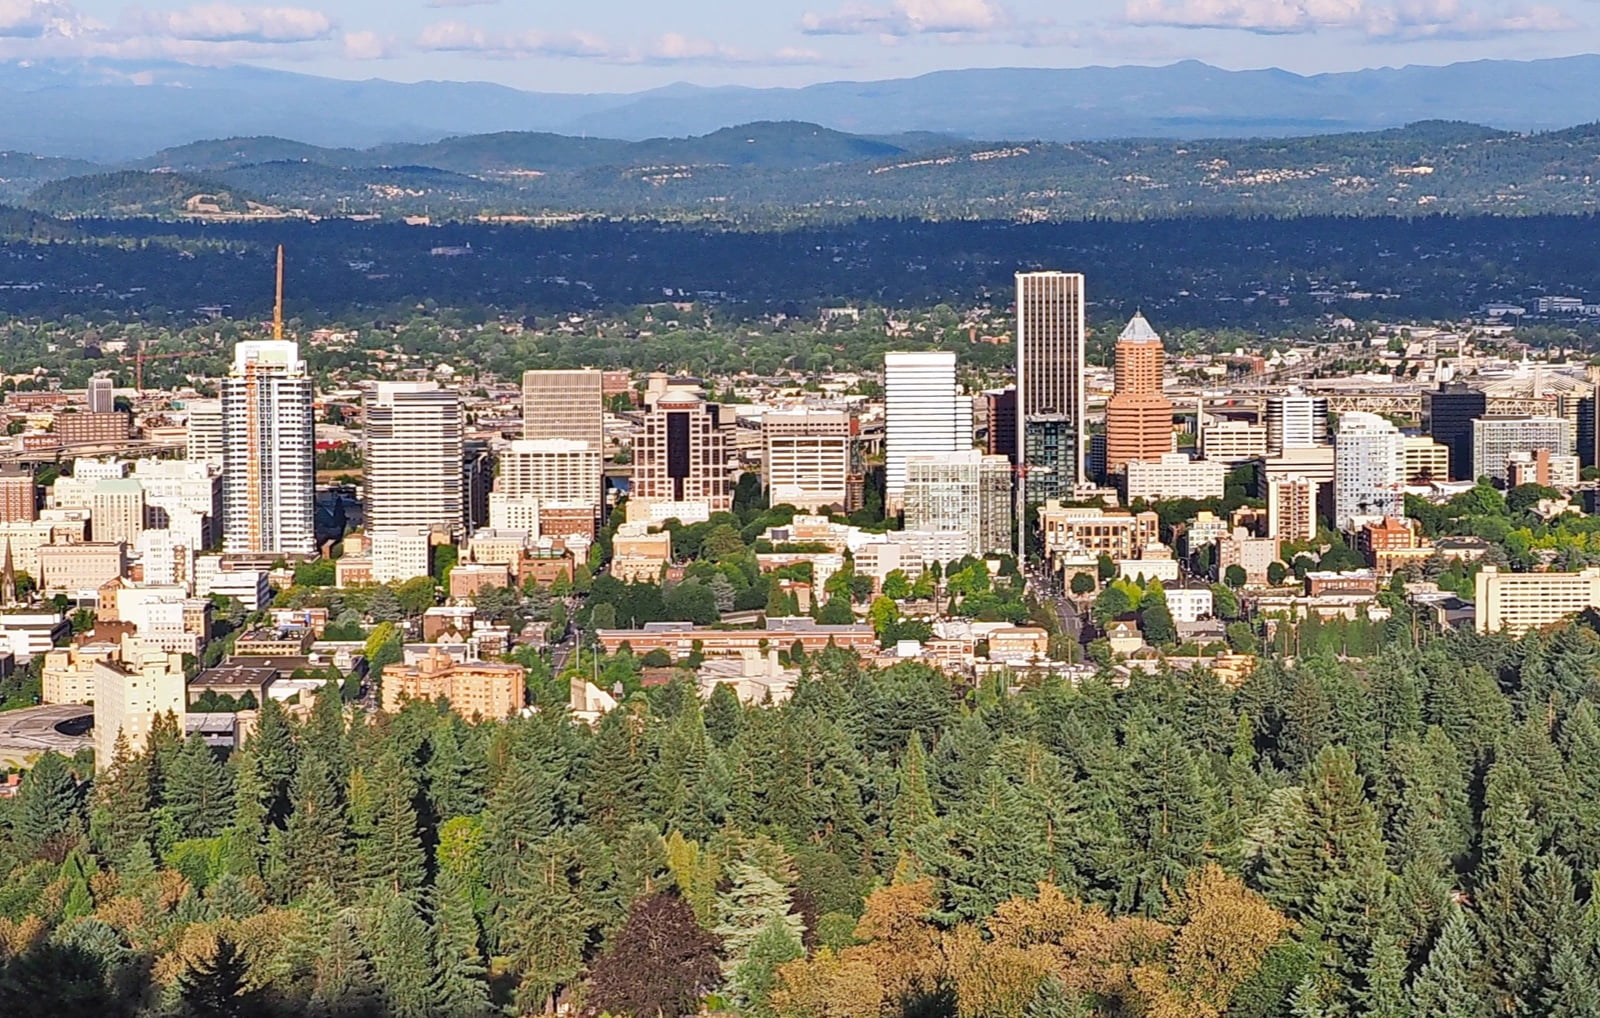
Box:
[5,619,1600,1017]
[11,119,1600,221]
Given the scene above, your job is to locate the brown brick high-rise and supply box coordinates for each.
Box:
[1104,313,1174,473]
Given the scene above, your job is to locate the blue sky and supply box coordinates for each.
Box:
[4,0,1595,90]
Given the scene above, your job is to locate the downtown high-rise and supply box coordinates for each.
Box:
[364,381,463,538]
[221,340,316,556]
[1016,271,1086,502]
[1104,312,1174,472]
[884,351,971,513]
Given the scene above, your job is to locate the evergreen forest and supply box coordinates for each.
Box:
[6,620,1600,1017]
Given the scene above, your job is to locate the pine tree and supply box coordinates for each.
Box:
[714,856,805,981]
[14,750,82,855]
[369,891,439,1018]
[425,719,487,821]
[249,696,298,825]
[705,681,744,747]
[431,867,494,1018]
[302,681,348,784]
[284,754,349,892]
[889,732,935,857]
[1359,931,1406,1018]
[582,702,650,838]
[163,731,235,841]
[728,914,805,1016]
[1540,940,1600,1018]
[175,935,268,1018]
[311,914,384,1018]
[90,731,153,863]
[1258,744,1386,918]
[205,872,263,920]
[358,748,425,895]
[1409,905,1489,1018]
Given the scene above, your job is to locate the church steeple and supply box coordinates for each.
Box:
[2,537,16,606]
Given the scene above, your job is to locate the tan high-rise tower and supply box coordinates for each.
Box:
[1104,313,1174,472]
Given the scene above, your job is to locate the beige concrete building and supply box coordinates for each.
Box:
[1475,566,1600,636]
[1402,436,1450,484]
[761,410,863,512]
[1199,419,1268,465]
[382,649,526,719]
[38,542,127,595]
[1267,475,1318,544]
[90,478,146,546]
[522,369,603,450]
[42,642,120,704]
[92,640,186,767]
[611,526,672,583]
[1037,502,1161,563]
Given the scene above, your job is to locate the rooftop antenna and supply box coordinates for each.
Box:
[273,244,285,342]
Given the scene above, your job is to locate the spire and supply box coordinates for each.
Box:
[1118,312,1161,344]
[2,537,15,606]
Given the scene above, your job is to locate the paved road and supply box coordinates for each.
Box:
[0,703,93,765]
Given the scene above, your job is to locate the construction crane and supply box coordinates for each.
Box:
[119,348,188,393]
[274,243,284,342]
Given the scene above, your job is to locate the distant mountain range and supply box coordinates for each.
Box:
[7,55,1600,160]
[7,118,1600,223]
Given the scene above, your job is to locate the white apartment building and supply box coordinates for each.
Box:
[221,340,316,556]
[1123,453,1226,501]
[1475,566,1600,636]
[134,458,223,548]
[1334,412,1404,530]
[90,478,146,547]
[498,439,604,512]
[903,450,1014,557]
[884,351,972,512]
[364,382,463,537]
[1472,416,1575,483]
[194,556,270,610]
[371,526,431,584]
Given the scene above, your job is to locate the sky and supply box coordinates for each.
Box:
[1,0,1596,91]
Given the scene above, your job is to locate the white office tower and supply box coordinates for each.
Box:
[1334,412,1404,530]
[371,526,431,584]
[221,340,316,556]
[1472,416,1575,483]
[1265,392,1330,455]
[884,351,971,513]
[364,382,463,537]
[903,450,1014,557]
[185,400,225,464]
[87,375,115,415]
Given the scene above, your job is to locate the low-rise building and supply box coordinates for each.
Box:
[596,618,878,659]
[1123,453,1227,501]
[37,541,127,595]
[41,641,120,704]
[0,610,69,663]
[612,526,672,583]
[1217,527,1278,585]
[381,649,527,719]
[449,562,513,599]
[1165,585,1216,623]
[1475,565,1600,636]
[1038,502,1161,564]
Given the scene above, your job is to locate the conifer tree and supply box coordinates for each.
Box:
[175,935,266,1018]
[1409,905,1489,1018]
[285,754,349,892]
[90,731,153,863]
[369,891,439,1018]
[311,914,384,1018]
[163,731,235,841]
[715,856,805,980]
[728,914,805,1016]
[358,748,425,895]
[890,732,935,857]
[431,867,494,1018]
[14,750,82,855]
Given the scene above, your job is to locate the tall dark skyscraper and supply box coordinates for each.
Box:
[984,387,1018,463]
[1578,385,1600,471]
[1015,271,1086,504]
[1424,381,1488,480]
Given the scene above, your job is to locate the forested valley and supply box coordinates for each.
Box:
[5,621,1600,1018]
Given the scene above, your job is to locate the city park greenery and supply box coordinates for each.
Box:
[6,611,1600,1017]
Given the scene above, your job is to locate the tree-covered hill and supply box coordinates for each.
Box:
[24,171,261,218]
[14,118,1600,221]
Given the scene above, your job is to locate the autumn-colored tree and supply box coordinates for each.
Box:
[587,892,721,1018]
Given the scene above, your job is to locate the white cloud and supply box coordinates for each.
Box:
[124,4,336,44]
[801,0,1007,35]
[416,19,611,58]
[1124,0,1576,38]
[0,0,82,38]
[416,21,828,65]
[341,28,394,59]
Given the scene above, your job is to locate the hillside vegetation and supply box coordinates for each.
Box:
[12,119,1600,221]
